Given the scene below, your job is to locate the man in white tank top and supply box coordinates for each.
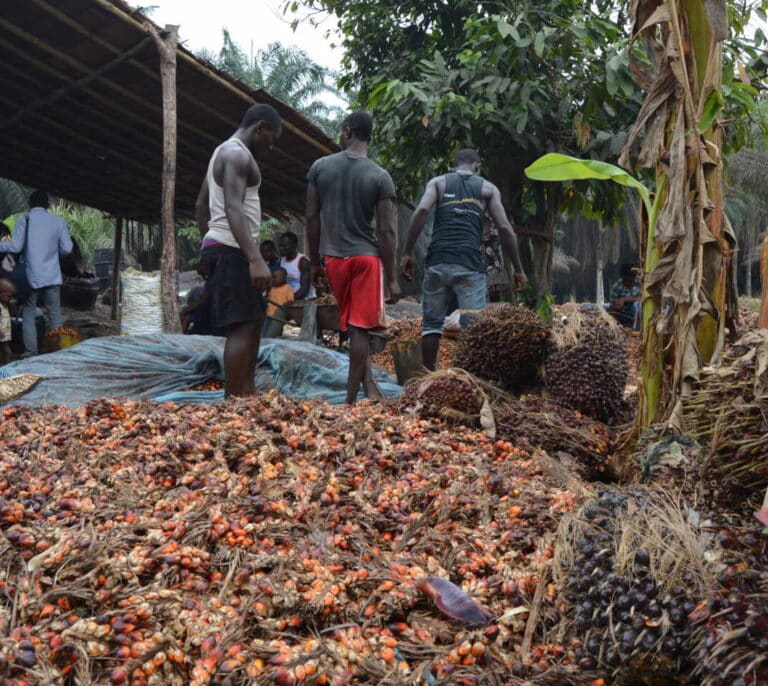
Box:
[195,104,282,397]
[278,231,315,300]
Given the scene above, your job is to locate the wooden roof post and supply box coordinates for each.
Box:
[149,23,180,333]
[111,216,123,321]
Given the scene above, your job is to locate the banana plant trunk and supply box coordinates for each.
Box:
[620,0,735,428]
[760,234,768,328]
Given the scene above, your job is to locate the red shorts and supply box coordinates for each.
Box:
[324,255,385,331]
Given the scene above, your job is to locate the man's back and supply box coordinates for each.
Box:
[427,172,485,273]
[308,151,396,258]
[16,208,71,289]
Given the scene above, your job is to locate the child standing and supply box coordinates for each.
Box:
[0,278,16,365]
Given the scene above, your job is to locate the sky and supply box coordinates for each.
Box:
[130,0,342,71]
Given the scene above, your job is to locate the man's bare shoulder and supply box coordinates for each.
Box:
[217,140,253,166]
[481,178,500,199]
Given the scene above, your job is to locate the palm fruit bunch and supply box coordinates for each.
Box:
[554,487,710,684]
[454,304,549,391]
[544,306,628,423]
[689,518,768,686]
[682,330,768,498]
[401,369,484,422]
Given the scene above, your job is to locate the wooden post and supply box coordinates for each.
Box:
[111,217,123,321]
[149,24,180,333]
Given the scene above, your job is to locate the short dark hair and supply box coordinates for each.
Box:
[620,264,636,278]
[241,104,282,131]
[342,112,373,142]
[0,222,10,238]
[279,231,298,246]
[274,267,288,277]
[455,149,480,166]
[29,190,49,208]
[260,239,276,249]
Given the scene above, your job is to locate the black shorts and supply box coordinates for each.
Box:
[201,245,265,330]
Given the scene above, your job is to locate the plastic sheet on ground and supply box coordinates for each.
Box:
[0,334,401,407]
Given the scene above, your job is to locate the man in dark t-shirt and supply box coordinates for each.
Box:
[401,149,528,371]
[306,111,401,404]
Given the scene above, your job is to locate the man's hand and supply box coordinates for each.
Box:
[400,254,415,281]
[249,258,272,291]
[311,263,325,288]
[385,278,401,305]
[513,270,528,291]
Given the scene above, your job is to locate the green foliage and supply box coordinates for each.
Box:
[0,179,28,221]
[51,202,112,268]
[525,154,652,217]
[198,34,345,136]
[290,0,643,233]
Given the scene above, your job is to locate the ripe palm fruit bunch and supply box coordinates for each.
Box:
[544,305,628,423]
[689,519,768,685]
[401,369,485,422]
[554,486,714,684]
[454,304,549,392]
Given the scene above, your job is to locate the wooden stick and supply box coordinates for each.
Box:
[149,24,181,334]
[521,568,548,661]
[111,217,123,322]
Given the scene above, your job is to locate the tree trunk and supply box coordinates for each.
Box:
[760,233,768,328]
[596,239,605,304]
[150,24,180,333]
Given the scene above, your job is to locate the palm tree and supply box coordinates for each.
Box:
[201,33,345,136]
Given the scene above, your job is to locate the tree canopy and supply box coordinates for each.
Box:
[198,31,345,136]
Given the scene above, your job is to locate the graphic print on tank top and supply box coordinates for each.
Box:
[202,138,262,249]
[426,172,485,272]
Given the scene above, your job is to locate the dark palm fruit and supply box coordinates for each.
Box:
[594,611,609,628]
[621,628,638,647]
[603,649,621,667]
[615,594,632,610]
[635,548,651,566]
[578,657,597,670]
[669,608,686,626]
[587,636,602,655]
[662,637,678,653]
[641,631,658,650]
[630,591,648,608]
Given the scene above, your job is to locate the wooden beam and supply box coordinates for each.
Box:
[111,217,123,321]
[150,23,180,334]
[88,0,335,156]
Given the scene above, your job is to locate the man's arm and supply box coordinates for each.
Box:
[377,197,400,304]
[295,257,312,300]
[221,149,271,291]
[305,181,323,285]
[486,183,527,290]
[0,217,26,254]
[400,178,439,280]
[196,177,211,239]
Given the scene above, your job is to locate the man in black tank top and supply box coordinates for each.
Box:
[401,149,527,371]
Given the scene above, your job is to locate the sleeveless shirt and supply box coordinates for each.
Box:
[202,138,262,250]
[280,253,316,299]
[426,172,485,272]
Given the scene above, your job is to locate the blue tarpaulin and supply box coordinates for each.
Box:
[0,335,401,407]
